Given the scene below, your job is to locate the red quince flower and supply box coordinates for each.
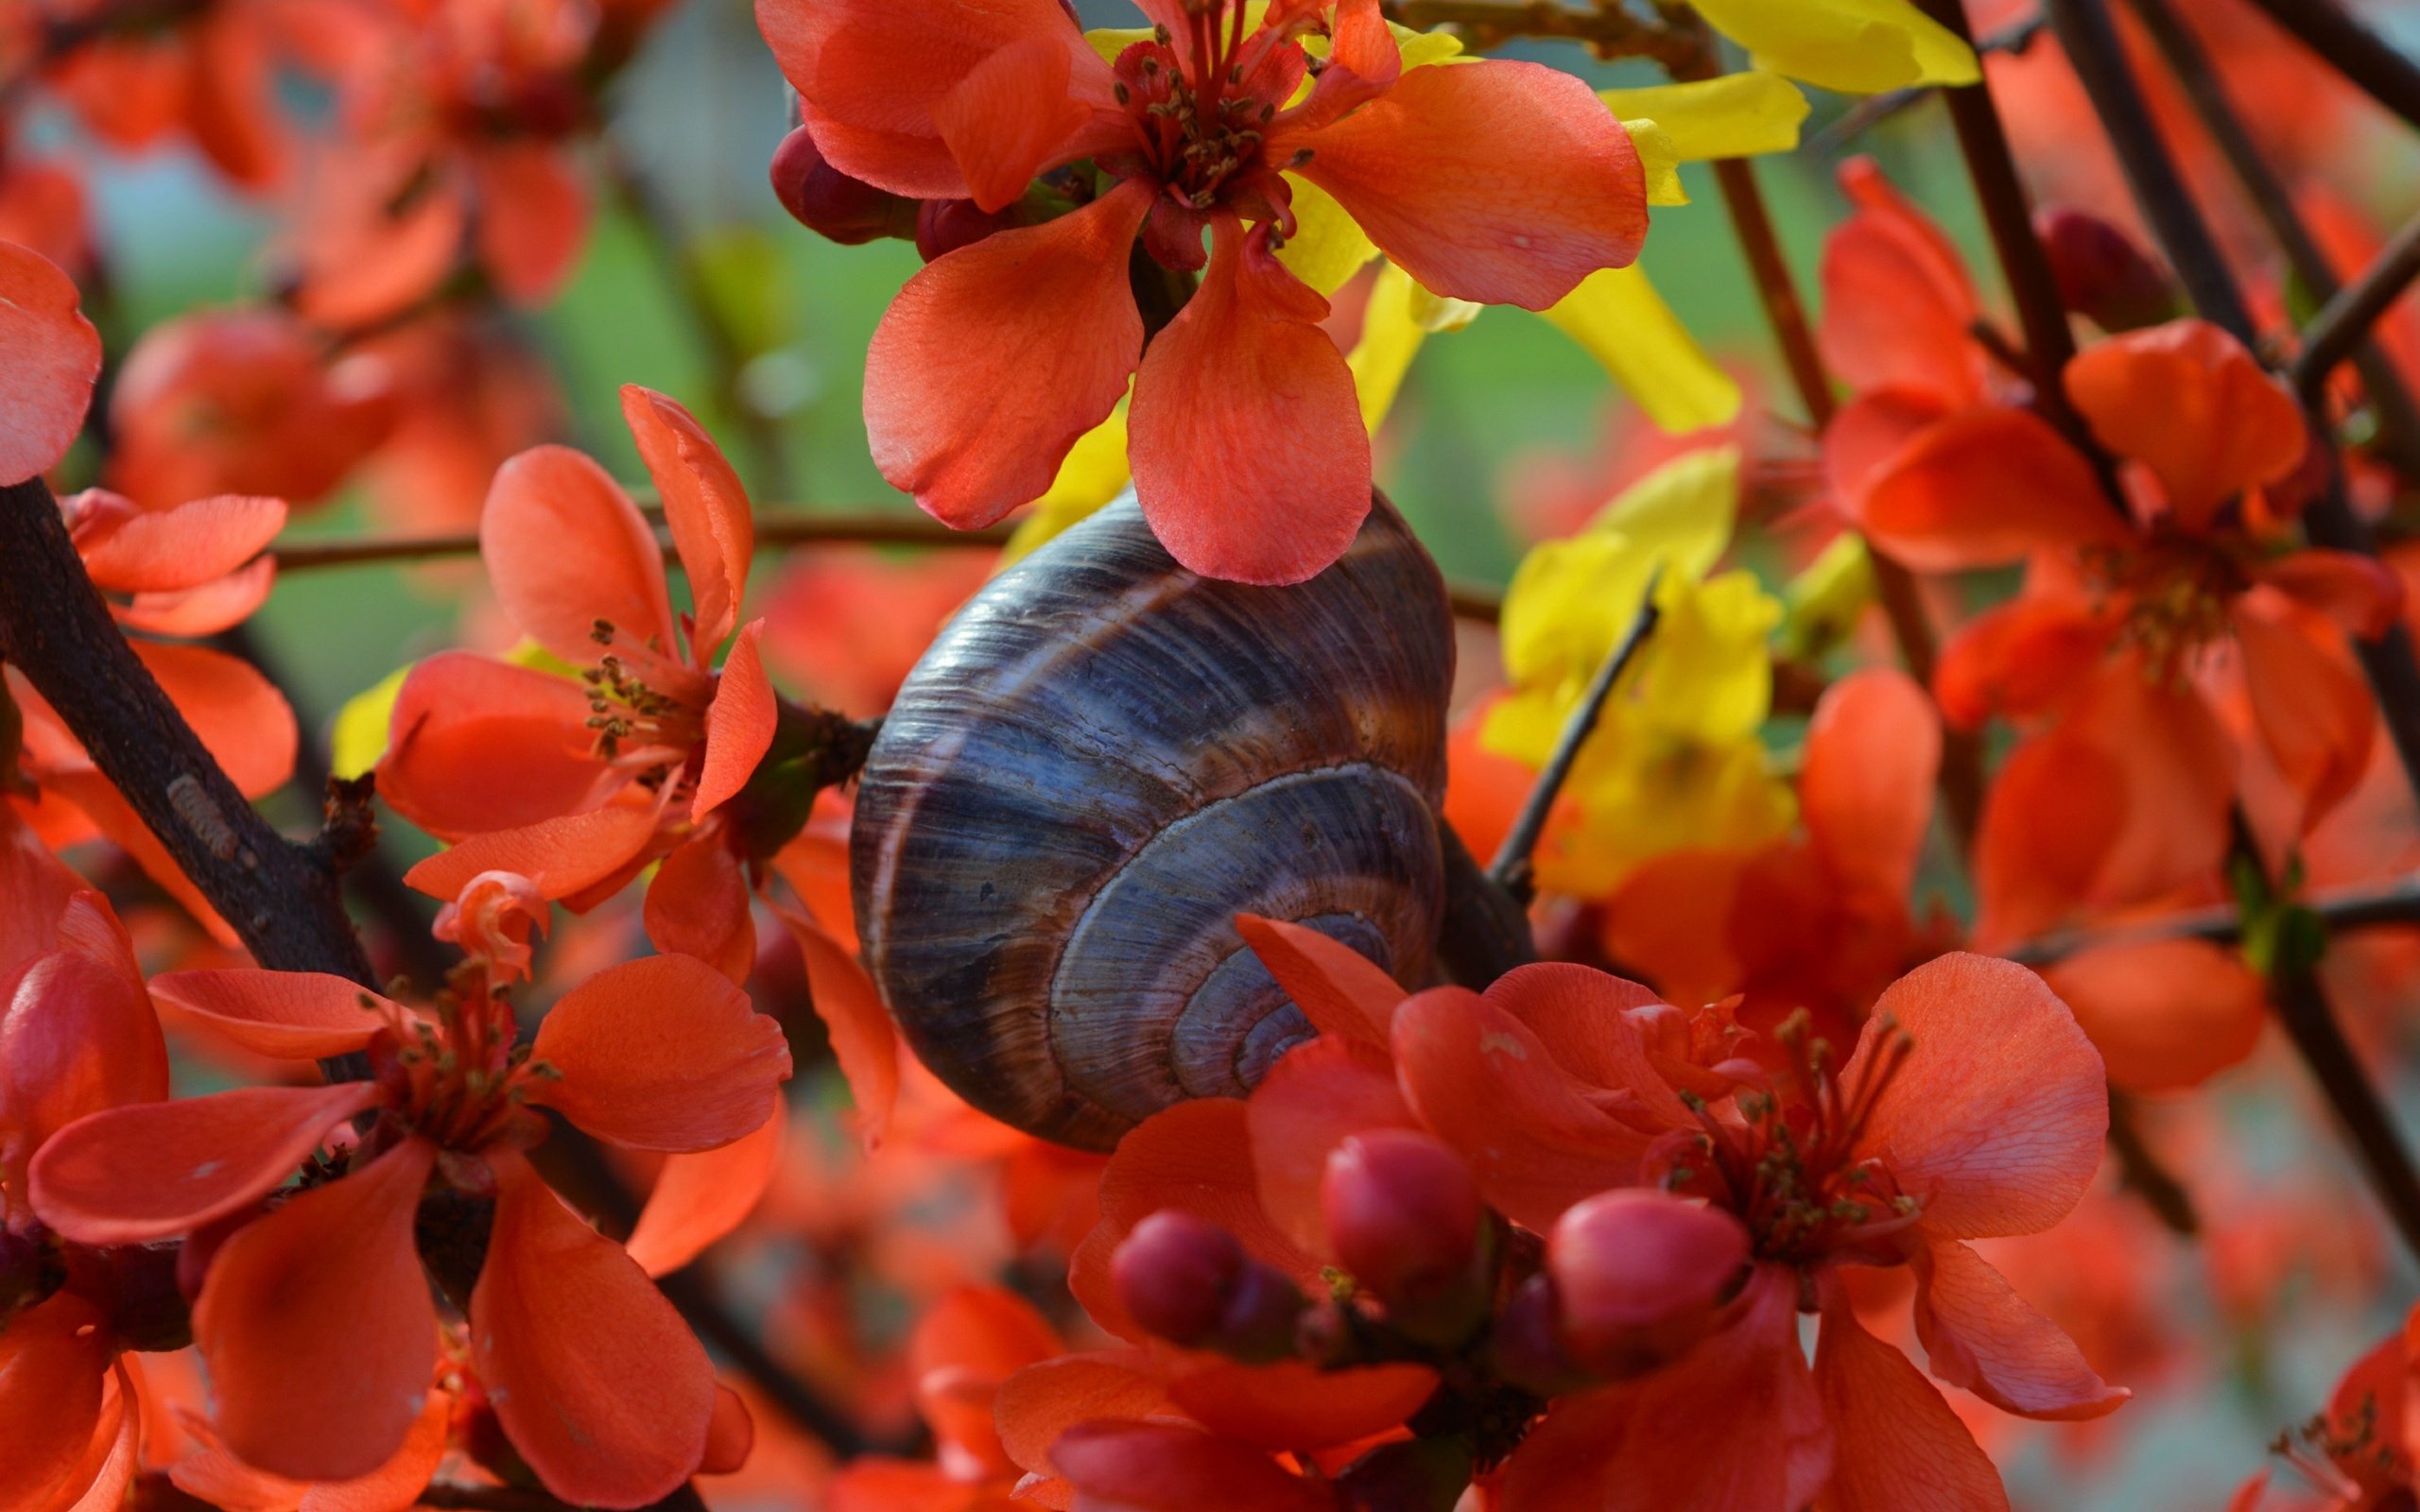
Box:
[2237,1302,2420,1511]
[760,0,1649,583]
[106,306,399,512]
[383,386,777,971]
[1458,955,2126,1508]
[26,908,791,1504]
[0,825,171,1512]
[0,237,101,487]
[38,0,295,190]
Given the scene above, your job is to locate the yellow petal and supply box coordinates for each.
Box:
[1634,570,1781,745]
[1541,266,1741,435]
[1278,173,1380,297]
[1406,280,1482,334]
[1601,72,1810,160]
[1622,118,1689,207]
[1346,263,1429,433]
[1495,532,1660,700]
[332,665,409,779]
[1392,21,1464,69]
[1688,0,1978,94]
[1085,26,1153,66]
[1779,532,1877,661]
[1001,397,1133,563]
[1590,445,1740,575]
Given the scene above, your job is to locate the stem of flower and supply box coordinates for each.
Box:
[2004,870,2420,965]
[2291,210,2420,411]
[1373,0,1687,64]
[1487,569,1661,901]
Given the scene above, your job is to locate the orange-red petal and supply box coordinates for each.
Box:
[148,969,392,1060]
[1048,1420,1337,1512]
[643,834,757,985]
[31,1081,380,1246]
[1245,1034,1415,1257]
[1910,1239,2130,1420]
[1817,158,1982,406]
[1849,953,2106,1241]
[114,555,277,638]
[694,620,777,820]
[622,385,754,656]
[931,35,1092,215]
[0,1292,112,1511]
[1233,913,1401,1050]
[2044,937,2267,1094]
[1162,1355,1437,1452]
[134,641,296,799]
[378,652,602,841]
[2233,588,2377,834]
[1390,985,1648,1230]
[403,803,661,904]
[864,179,1150,529]
[470,141,591,308]
[2064,318,2305,532]
[1800,668,1940,902]
[481,445,678,664]
[1814,1285,2011,1511]
[1129,217,1368,585]
[73,492,285,593]
[191,1139,439,1484]
[1,917,166,1181]
[471,1152,716,1508]
[0,239,101,485]
[625,1111,784,1278]
[994,1349,1173,1484]
[527,951,791,1152]
[1855,405,2127,572]
[1287,60,1646,311]
[2256,550,2405,639]
[1932,592,2118,729]
[777,904,898,1149]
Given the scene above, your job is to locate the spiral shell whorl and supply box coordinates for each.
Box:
[851,494,1454,1150]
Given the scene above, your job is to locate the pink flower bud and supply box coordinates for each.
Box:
[1323,1130,1483,1313]
[2035,206,2180,333]
[769,127,914,247]
[1548,1189,1749,1378]
[915,198,1019,262]
[1114,1210,1244,1347]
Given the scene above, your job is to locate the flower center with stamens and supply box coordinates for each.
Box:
[1665,1012,1924,1272]
[368,975,555,1158]
[580,617,709,781]
[2095,535,2249,687]
[1112,5,1306,220]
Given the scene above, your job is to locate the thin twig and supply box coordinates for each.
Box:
[1486,571,1660,899]
[2237,0,2420,134]
[2123,0,2420,474]
[265,512,1512,623]
[2003,872,2420,966]
[2292,210,2420,409]
[2107,1091,2201,1235]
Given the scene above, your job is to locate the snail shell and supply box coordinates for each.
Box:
[851,493,1454,1150]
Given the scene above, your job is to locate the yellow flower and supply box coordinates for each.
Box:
[1687,0,1979,94]
[1601,69,1811,176]
[1481,447,1792,895]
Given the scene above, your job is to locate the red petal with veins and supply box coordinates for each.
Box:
[1504,1264,1831,1511]
[1846,953,2106,1241]
[864,179,1151,529]
[481,445,679,665]
[191,1139,439,1484]
[932,35,1093,215]
[379,652,603,841]
[643,834,756,986]
[625,1112,784,1278]
[1815,1285,2013,1511]
[472,1153,716,1508]
[1801,668,1940,902]
[694,620,776,821]
[30,1081,381,1246]
[147,968,394,1060]
[1286,59,1645,310]
[1130,218,1368,585]
[1911,1239,2131,1420]
[74,492,285,593]
[403,803,662,904]
[622,386,754,657]
[1234,914,1401,1049]
[0,240,101,485]
[777,904,898,1149]
[528,952,790,1153]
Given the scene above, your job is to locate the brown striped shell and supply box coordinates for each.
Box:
[850,493,1454,1150]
